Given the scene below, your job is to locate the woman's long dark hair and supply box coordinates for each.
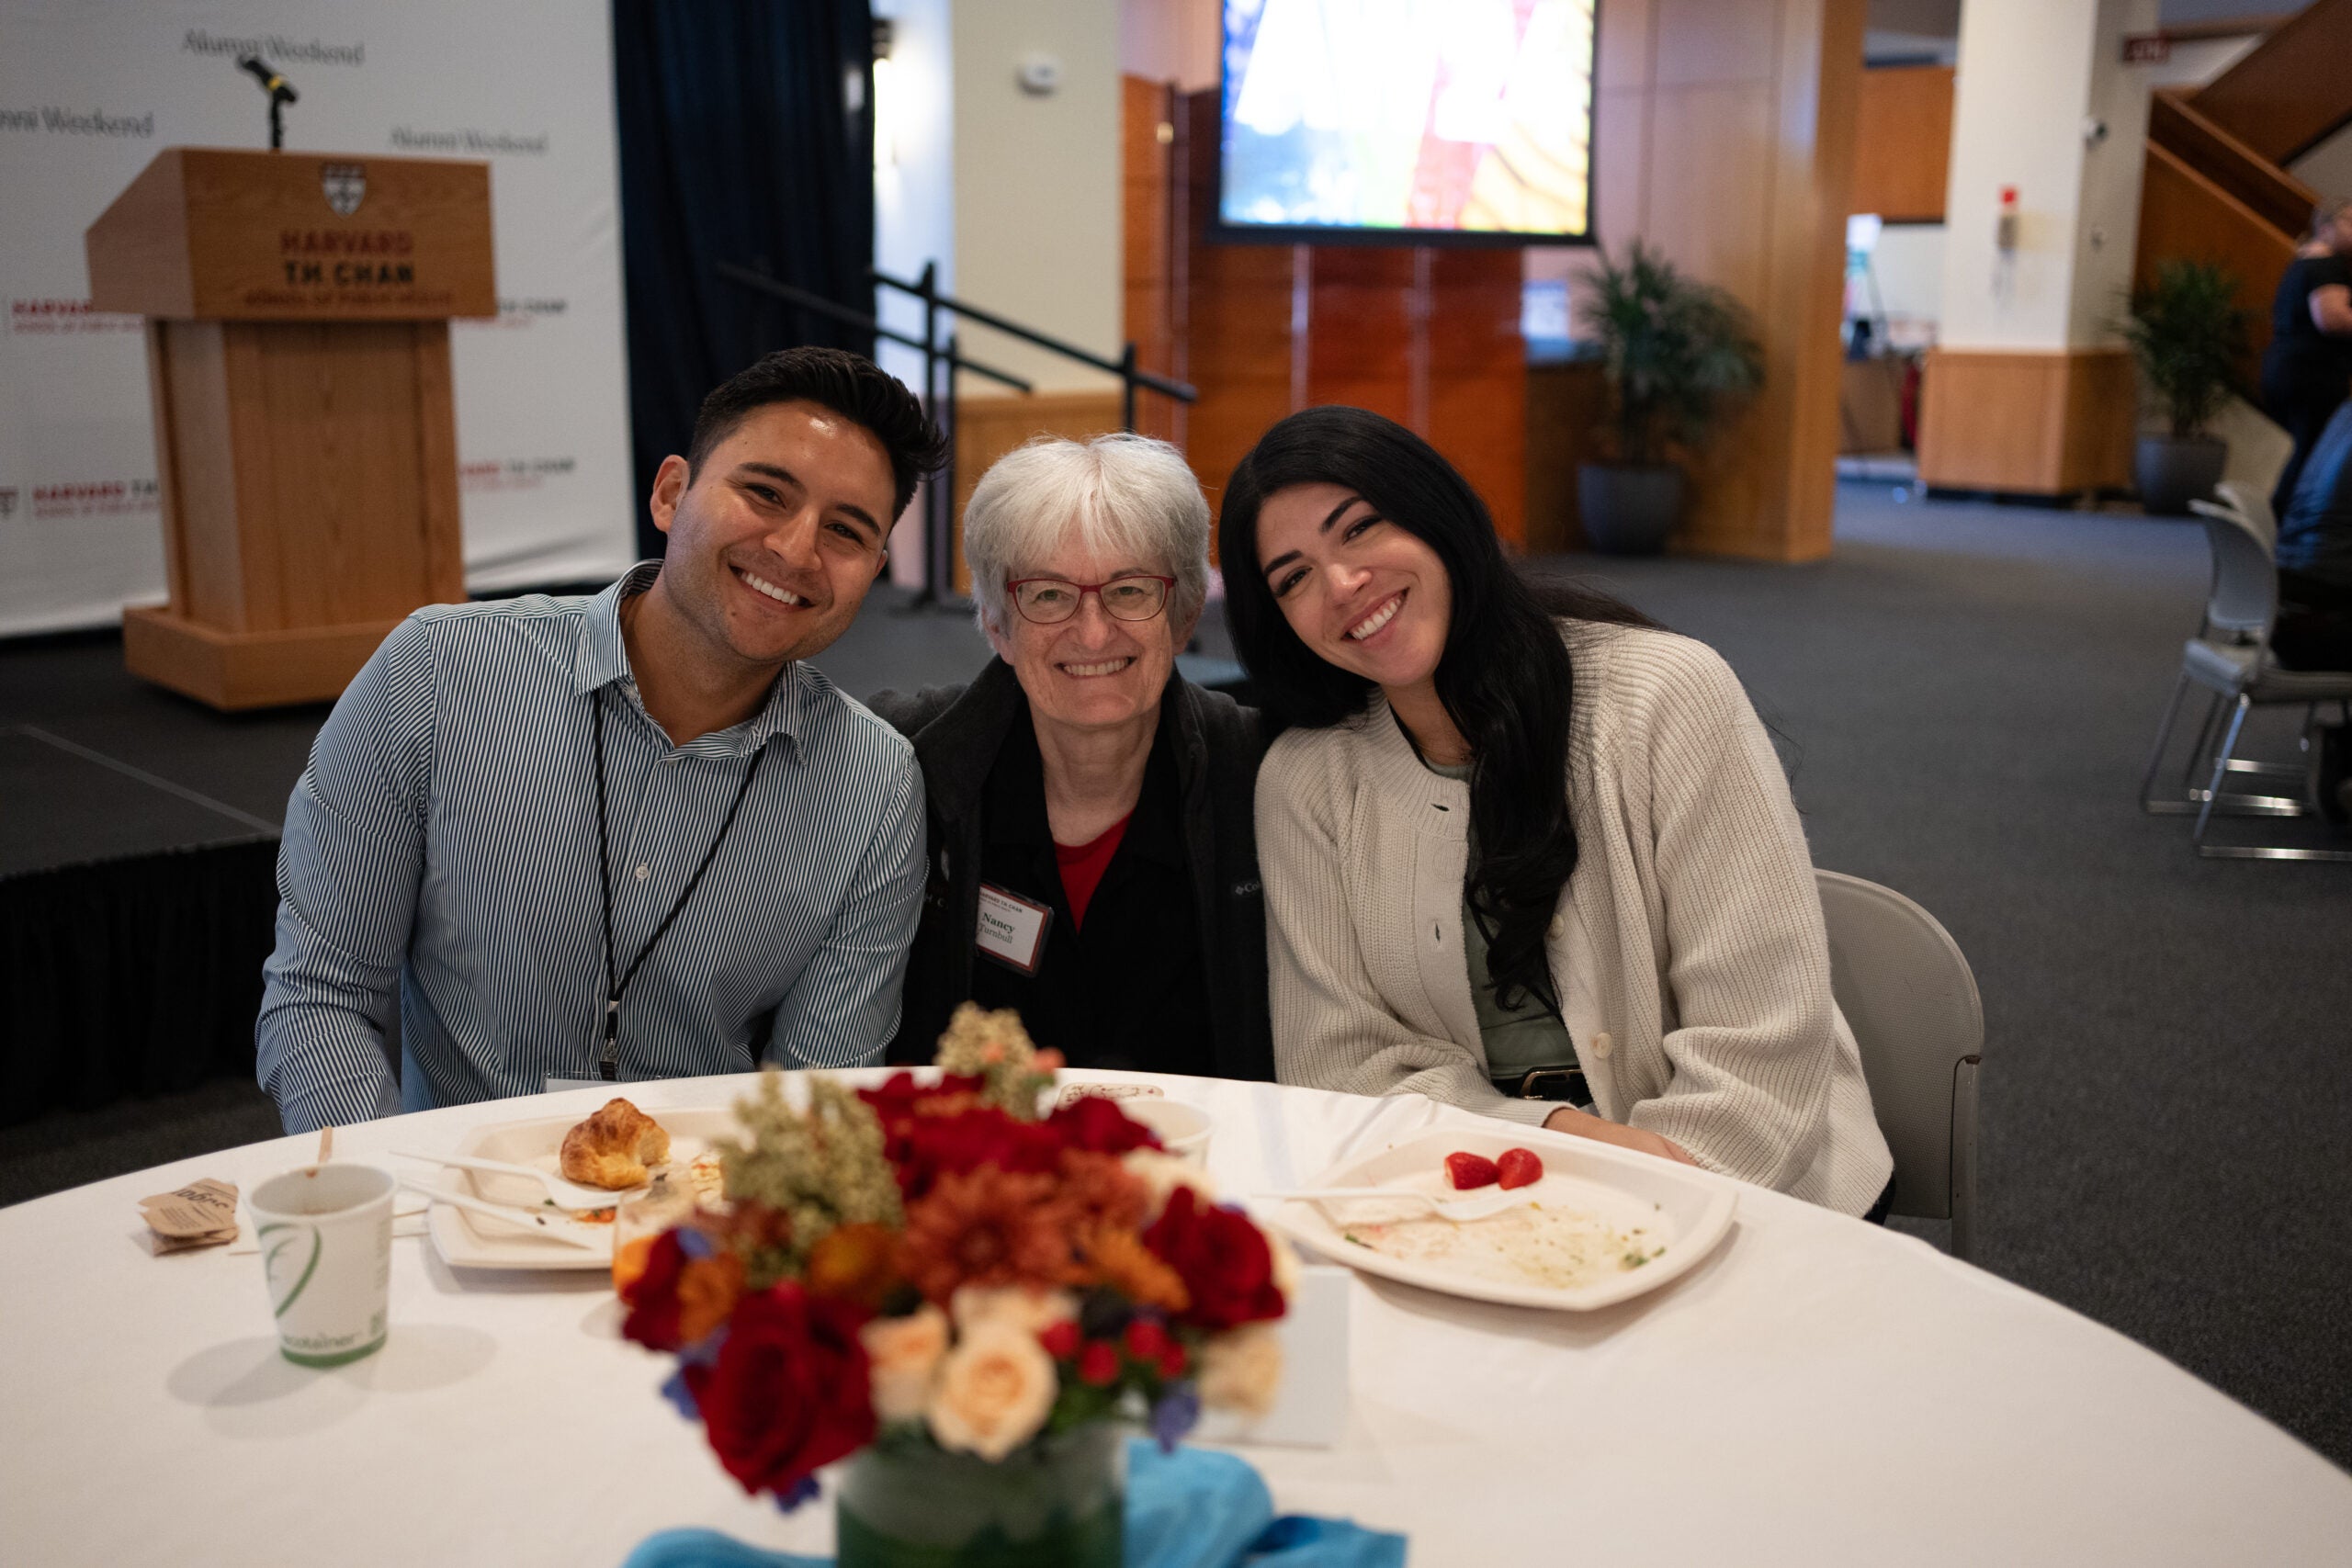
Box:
[1220,406,1654,1012]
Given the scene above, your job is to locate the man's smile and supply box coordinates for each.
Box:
[734,564,808,608]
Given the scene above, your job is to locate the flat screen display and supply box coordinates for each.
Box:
[1217,0,1599,245]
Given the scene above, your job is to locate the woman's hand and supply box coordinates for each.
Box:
[1542,1104,1699,1167]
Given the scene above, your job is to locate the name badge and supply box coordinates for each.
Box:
[976,884,1053,976]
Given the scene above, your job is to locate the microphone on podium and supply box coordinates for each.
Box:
[235,54,298,151]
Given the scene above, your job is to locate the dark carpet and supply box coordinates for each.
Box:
[2,487,2345,1468]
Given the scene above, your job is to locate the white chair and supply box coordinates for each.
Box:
[1816,870,1983,1261]
[2136,481,2352,860]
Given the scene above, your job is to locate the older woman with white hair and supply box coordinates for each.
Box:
[867,434,1272,1078]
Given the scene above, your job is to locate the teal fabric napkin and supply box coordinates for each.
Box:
[621,1439,1406,1568]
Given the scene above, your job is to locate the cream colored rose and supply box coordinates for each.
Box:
[950,1284,1077,1337]
[1197,1322,1283,1417]
[1266,1230,1301,1304]
[1121,1148,1218,1221]
[860,1304,949,1424]
[927,1319,1059,1461]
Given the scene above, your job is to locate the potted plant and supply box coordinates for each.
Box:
[1576,241,1765,554]
[619,1005,1289,1566]
[2119,259,2249,515]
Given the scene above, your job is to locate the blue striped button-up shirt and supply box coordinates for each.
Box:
[256,565,926,1134]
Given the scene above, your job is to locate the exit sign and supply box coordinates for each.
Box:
[2122,32,2172,63]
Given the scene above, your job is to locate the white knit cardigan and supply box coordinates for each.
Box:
[1255,620,1893,1214]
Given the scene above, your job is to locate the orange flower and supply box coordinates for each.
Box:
[805,1222,902,1310]
[674,1249,748,1345]
[897,1167,1080,1305]
[1079,1224,1189,1314]
[1058,1149,1148,1234]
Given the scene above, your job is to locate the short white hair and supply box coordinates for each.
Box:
[962,433,1211,638]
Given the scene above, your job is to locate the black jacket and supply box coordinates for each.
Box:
[866,659,1273,1080]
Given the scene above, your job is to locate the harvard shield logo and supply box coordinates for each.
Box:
[321,162,366,217]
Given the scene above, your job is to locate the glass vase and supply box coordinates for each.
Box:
[835,1423,1125,1568]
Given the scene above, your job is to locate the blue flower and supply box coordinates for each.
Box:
[659,1367,700,1422]
[772,1473,821,1513]
[1148,1382,1201,1452]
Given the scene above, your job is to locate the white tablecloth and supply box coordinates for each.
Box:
[3,1071,2346,1566]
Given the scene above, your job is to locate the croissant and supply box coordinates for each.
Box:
[559,1098,672,1190]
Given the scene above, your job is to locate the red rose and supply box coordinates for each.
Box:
[1038,1319,1082,1360]
[894,1107,1061,1199]
[684,1283,876,1502]
[860,1072,993,1189]
[1123,1318,1171,1361]
[858,1070,987,1123]
[620,1229,693,1351]
[1077,1339,1121,1386]
[1046,1095,1162,1156]
[1141,1188,1287,1330]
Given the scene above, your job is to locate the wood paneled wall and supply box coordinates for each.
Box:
[1126,0,1862,563]
[1590,0,1867,561]
[1917,347,2136,495]
[1125,82,1526,548]
[1851,65,1954,222]
[2135,141,2297,381]
[2182,0,2352,166]
[1122,76,1183,448]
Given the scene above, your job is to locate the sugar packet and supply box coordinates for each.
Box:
[139,1178,239,1255]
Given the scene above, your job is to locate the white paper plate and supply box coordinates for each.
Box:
[1261,1125,1736,1312]
[422,1107,740,1271]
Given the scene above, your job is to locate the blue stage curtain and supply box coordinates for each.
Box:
[613,0,876,558]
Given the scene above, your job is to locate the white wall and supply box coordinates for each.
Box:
[951,0,1122,396]
[2141,33,2255,91]
[873,0,955,380]
[2290,122,2352,206]
[2064,0,2160,344]
[1860,224,1948,332]
[1938,0,2157,351]
[0,0,633,633]
[871,0,953,582]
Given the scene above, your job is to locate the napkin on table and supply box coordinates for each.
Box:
[621,1438,1405,1568]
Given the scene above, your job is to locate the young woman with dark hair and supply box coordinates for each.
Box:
[1222,406,1892,1214]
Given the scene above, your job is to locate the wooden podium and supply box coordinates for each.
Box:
[85,148,495,709]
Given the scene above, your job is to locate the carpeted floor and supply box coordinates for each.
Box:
[2,481,2346,1466]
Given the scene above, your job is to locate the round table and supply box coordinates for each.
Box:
[5,1071,2346,1565]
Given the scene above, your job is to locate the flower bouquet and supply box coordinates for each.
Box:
[621,1005,1290,1567]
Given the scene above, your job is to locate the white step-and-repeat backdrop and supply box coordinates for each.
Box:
[0,1,636,637]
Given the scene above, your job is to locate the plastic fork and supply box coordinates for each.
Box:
[1251,1185,1536,1224]
[395,1179,610,1253]
[389,1146,638,1212]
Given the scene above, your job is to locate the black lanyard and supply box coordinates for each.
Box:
[591,689,768,1080]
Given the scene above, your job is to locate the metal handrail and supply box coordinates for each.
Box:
[870,265,1199,414]
[716,264,1033,393]
[720,258,1198,609]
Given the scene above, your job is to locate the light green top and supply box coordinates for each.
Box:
[1426,761,1577,1077]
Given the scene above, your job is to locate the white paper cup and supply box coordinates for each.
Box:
[1120,1099,1213,1165]
[247,1163,395,1368]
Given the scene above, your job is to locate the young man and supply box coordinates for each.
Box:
[257,347,948,1134]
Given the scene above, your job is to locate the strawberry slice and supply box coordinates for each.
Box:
[1496,1147,1544,1190]
[1444,1151,1499,1190]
